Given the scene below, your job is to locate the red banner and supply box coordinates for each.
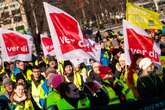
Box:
[123,20,160,65]
[44,2,100,61]
[0,29,32,61]
[41,34,55,56]
[3,33,29,56]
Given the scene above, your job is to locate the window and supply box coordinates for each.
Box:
[1,12,10,18]
[8,28,13,30]
[12,9,20,15]
[0,0,5,3]
[14,15,22,22]
[3,19,11,25]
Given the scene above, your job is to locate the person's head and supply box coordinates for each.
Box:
[92,62,101,74]
[45,67,57,78]
[118,53,126,68]
[4,62,10,70]
[47,73,64,89]
[60,82,79,99]
[14,84,25,98]
[9,62,14,71]
[16,60,25,70]
[154,34,160,42]
[63,60,73,75]
[100,41,105,49]
[134,54,144,66]
[102,38,107,44]
[71,59,84,72]
[139,58,155,75]
[112,48,123,59]
[120,40,124,49]
[32,66,41,80]
[16,73,26,85]
[160,34,165,43]
[3,78,13,93]
[89,58,96,65]
[48,56,58,69]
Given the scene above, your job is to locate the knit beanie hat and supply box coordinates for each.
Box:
[46,67,56,74]
[99,66,112,79]
[47,73,63,88]
[15,73,26,82]
[51,74,63,88]
[63,60,73,69]
[139,58,152,70]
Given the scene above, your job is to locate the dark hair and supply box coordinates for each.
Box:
[89,58,96,63]
[14,83,25,89]
[16,73,26,82]
[63,60,73,69]
[32,65,40,70]
[48,56,57,62]
[59,82,72,98]
[80,63,86,70]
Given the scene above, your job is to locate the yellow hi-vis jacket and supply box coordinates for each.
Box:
[56,97,90,110]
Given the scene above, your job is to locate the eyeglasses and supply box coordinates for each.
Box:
[33,71,40,73]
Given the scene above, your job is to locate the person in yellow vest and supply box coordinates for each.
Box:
[14,61,25,77]
[87,62,102,83]
[9,83,34,110]
[63,60,84,90]
[1,78,14,99]
[73,60,88,83]
[30,66,45,109]
[114,53,127,81]
[102,81,120,105]
[113,78,136,103]
[83,81,109,107]
[56,82,90,110]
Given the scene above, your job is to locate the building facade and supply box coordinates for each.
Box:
[0,0,28,32]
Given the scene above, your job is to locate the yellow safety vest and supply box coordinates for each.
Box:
[103,85,120,105]
[12,100,34,110]
[56,97,90,110]
[114,79,136,101]
[46,90,61,110]
[31,80,44,108]
[26,69,32,81]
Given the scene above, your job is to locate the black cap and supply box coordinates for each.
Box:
[63,60,73,69]
[16,73,26,82]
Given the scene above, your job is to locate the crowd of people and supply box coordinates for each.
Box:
[0,28,165,110]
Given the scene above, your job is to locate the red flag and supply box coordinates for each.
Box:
[41,34,55,56]
[123,20,160,65]
[43,2,99,61]
[0,29,33,61]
